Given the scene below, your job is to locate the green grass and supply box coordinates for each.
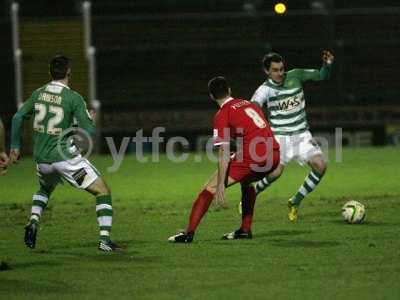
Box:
[0,147,400,299]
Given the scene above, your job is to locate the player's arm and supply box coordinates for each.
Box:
[213,112,231,206]
[294,50,334,82]
[10,96,35,164]
[251,85,268,108]
[72,95,96,137]
[215,143,230,206]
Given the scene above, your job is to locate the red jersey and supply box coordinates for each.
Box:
[213,97,279,163]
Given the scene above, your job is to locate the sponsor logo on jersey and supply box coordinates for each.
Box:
[277,92,304,111]
[285,80,295,87]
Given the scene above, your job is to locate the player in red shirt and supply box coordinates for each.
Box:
[168,76,280,243]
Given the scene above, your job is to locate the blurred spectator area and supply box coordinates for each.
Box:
[92,11,399,109]
[0,0,399,146]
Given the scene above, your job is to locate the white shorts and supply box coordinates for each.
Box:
[275,131,323,166]
[37,155,100,190]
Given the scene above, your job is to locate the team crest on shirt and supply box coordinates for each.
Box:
[286,80,295,87]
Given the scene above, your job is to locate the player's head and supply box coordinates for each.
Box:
[49,55,71,80]
[208,76,231,101]
[262,52,285,84]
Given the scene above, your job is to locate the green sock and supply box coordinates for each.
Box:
[29,186,52,225]
[254,175,278,195]
[292,170,325,206]
[96,195,113,241]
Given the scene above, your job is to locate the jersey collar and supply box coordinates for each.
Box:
[268,78,283,86]
[220,97,234,108]
[50,81,70,89]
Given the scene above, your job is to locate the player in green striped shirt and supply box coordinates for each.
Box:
[251,51,334,221]
[9,55,121,251]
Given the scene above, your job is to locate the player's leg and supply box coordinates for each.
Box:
[28,164,59,225]
[223,182,256,240]
[25,164,60,249]
[28,184,56,226]
[186,171,237,233]
[254,163,284,194]
[85,177,120,250]
[288,133,326,221]
[291,154,326,207]
[226,149,281,239]
[168,170,238,243]
[254,135,289,195]
[240,183,256,234]
[53,156,120,251]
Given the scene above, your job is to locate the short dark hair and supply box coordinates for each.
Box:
[49,55,70,80]
[262,52,283,70]
[208,76,230,100]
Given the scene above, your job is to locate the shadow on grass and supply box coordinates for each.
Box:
[304,211,341,218]
[329,220,392,227]
[31,248,164,264]
[203,235,340,248]
[5,260,61,270]
[269,239,341,248]
[32,240,165,264]
[0,203,29,212]
[45,238,146,252]
[60,252,164,264]
[0,278,76,295]
[196,230,312,244]
[257,230,312,238]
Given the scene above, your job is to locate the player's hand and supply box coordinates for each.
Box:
[322,50,334,65]
[0,152,9,175]
[9,149,20,165]
[89,109,97,122]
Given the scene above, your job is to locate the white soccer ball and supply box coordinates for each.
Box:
[342,200,366,224]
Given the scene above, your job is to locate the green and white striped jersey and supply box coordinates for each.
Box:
[251,67,331,135]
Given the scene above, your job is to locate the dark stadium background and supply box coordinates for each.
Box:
[0,0,399,152]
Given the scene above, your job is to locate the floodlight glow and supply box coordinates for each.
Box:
[274,3,287,14]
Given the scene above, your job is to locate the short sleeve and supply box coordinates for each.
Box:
[251,85,269,107]
[213,109,230,147]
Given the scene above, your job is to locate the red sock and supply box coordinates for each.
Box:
[241,186,256,232]
[186,189,214,234]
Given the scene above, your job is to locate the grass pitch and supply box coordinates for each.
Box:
[0,147,400,299]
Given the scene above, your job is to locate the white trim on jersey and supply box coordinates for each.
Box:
[214,142,230,146]
[220,97,234,107]
[50,81,70,89]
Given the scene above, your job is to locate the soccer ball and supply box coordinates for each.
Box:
[342,200,366,224]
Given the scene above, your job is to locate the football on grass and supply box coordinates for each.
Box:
[342,200,366,224]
